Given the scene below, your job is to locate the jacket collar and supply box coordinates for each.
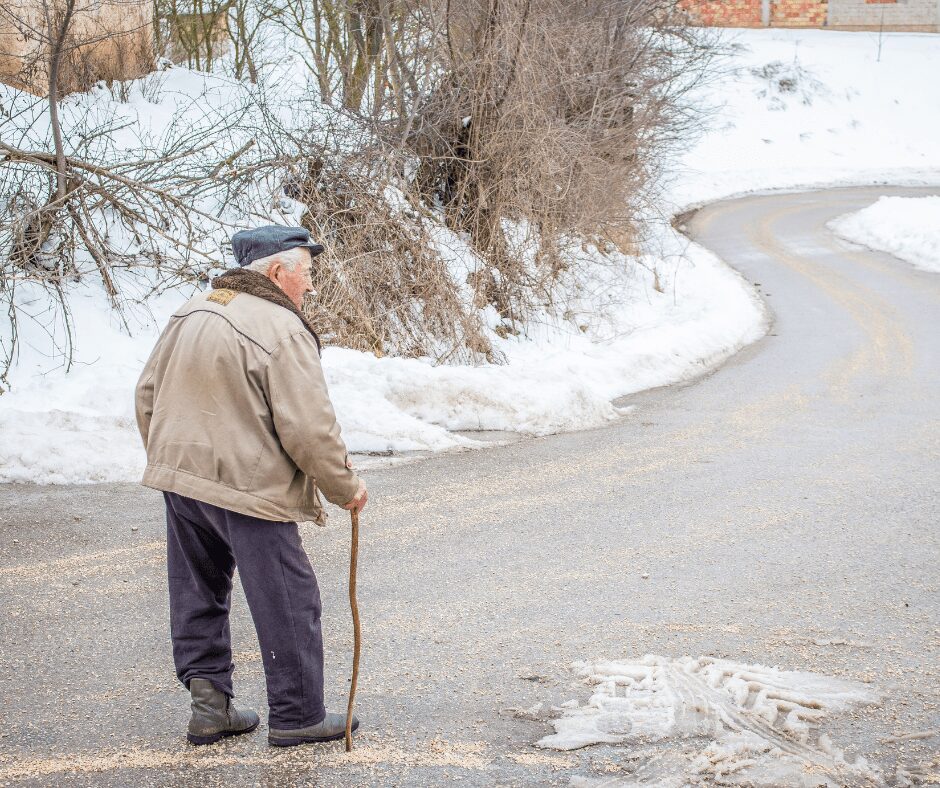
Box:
[211,268,322,353]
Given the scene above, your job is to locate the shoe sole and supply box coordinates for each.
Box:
[268,722,359,747]
[188,719,260,746]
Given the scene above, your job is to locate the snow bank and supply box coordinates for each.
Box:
[829,195,940,273]
[0,278,186,483]
[330,230,763,450]
[0,228,764,482]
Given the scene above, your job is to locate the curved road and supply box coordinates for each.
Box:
[0,187,937,785]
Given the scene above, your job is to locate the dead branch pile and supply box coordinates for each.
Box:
[0,82,274,383]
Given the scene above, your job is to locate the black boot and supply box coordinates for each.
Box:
[268,712,359,746]
[187,678,260,745]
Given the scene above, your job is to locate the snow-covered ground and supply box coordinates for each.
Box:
[829,195,940,273]
[2,29,940,483]
[668,29,940,208]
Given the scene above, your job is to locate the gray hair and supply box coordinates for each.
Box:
[244,246,309,275]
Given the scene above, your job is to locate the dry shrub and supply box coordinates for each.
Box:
[264,0,718,358]
[410,0,716,326]
[0,0,153,95]
[284,154,495,363]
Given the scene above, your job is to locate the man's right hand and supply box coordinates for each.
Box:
[343,479,368,514]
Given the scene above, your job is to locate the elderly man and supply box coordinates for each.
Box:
[135,225,368,747]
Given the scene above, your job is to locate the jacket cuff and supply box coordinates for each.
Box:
[322,472,360,507]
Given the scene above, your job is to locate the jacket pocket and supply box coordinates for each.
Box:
[299,478,327,526]
[162,439,262,492]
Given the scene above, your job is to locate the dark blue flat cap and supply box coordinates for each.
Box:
[231,225,325,267]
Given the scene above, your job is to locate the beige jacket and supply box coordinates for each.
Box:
[135,288,360,524]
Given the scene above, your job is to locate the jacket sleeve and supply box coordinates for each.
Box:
[134,348,158,452]
[265,331,360,506]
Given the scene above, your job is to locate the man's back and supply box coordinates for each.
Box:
[135,288,358,524]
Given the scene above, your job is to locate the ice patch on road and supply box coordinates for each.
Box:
[536,655,881,786]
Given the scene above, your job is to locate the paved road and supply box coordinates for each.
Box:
[0,187,937,786]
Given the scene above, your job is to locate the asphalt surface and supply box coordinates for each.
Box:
[0,186,938,786]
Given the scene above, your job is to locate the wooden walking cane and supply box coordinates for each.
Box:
[345,509,361,752]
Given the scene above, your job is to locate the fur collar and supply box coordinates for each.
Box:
[211,268,321,352]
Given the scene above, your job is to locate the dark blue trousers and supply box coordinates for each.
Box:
[164,491,326,728]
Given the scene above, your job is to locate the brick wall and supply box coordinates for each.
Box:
[682,0,939,30]
[680,0,765,27]
[681,0,830,27]
[772,0,829,26]
[827,0,939,30]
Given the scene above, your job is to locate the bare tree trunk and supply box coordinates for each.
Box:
[47,0,77,201]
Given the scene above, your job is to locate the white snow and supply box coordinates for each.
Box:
[0,277,186,483]
[3,29,940,484]
[538,655,881,787]
[670,29,940,209]
[829,195,940,273]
